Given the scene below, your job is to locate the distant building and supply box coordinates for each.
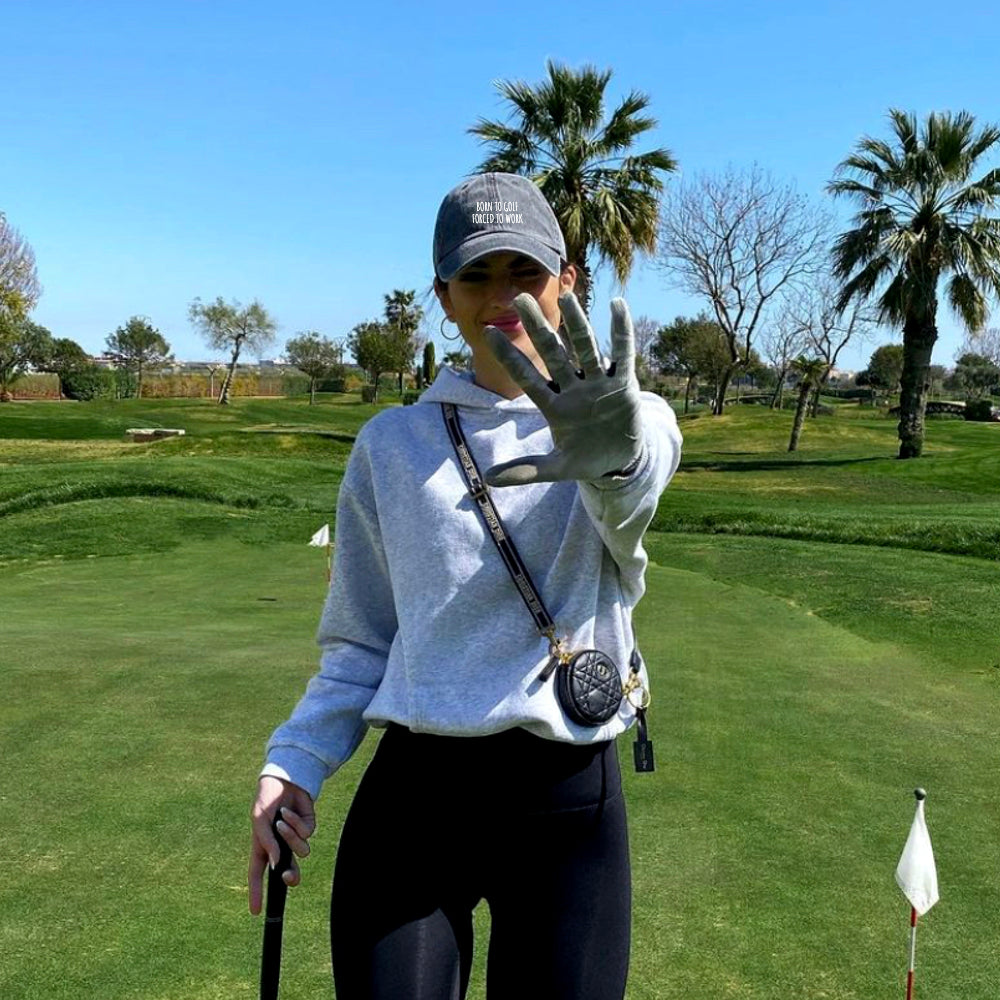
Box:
[167,361,230,373]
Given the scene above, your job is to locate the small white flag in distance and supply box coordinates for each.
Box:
[895,792,939,915]
[309,524,330,547]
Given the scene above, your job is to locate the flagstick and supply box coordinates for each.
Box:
[904,786,927,1000]
[906,905,917,1000]
[309,524,333,583]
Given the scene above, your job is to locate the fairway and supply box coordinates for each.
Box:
[2,395,999,999]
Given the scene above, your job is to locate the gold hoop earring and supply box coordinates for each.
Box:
[440,317,461,342]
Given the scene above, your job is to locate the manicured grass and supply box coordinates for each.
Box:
[0,393,382,440]
[645,532,1000,676]
[658,408,1000,559]
[1,394,998,998]
[0,397,359,564]
[3,542,996,999]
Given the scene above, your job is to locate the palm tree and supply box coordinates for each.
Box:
[788,356,828,452]
[383,289,422,393]
[828,109,1000,458]
[469,60,677,314]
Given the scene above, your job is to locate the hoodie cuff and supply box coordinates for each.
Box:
[260,747,332,803]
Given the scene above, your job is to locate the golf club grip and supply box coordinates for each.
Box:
[265,815,293,918]
[260,817,293,999]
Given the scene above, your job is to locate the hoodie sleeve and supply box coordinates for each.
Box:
[576,392,682,606]
[261,431,397,801]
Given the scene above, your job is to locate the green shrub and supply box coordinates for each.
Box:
[114,369,138,399]
[60,366,135,400]
[965,398,996,422]
[822,387,872,400]
[361,385,378,403]
[317,377,347,393]
[402,390,422,406]
[61,366,116,401]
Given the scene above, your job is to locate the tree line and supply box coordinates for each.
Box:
[3,60,1000,459]
[0,288,437,407]
[644,313,1000,450]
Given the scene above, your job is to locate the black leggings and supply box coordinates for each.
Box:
[330,722,631,999]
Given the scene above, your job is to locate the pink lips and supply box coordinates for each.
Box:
[486,314,523,332]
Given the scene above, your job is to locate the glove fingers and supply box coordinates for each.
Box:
[482,325,553,410]
[485,453,566,487]
[608,298,635,377]
[512,293,576,385]
[558,292,604,377]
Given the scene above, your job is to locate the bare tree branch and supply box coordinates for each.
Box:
[0,212,41,317]
[656,165,831,413]
[787,272,880,415]
[958,326,1000,366]
[790,272,879,370]
[631,314,659,364]
[759,302,812,410]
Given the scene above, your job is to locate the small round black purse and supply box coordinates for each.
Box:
[555,649,623,726]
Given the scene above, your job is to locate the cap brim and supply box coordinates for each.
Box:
[436,232,562,282]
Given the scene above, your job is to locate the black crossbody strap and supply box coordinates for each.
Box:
[442,402,655,772]
[441,403,555,635]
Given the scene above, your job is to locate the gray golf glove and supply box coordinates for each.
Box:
[483,291,644,486]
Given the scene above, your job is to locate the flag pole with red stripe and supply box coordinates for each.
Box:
[895,788,938,1000]
[905,905,917,1000]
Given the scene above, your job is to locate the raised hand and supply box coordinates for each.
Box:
[482,291,643,485]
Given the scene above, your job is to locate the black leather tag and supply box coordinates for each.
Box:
[633,738,655,773]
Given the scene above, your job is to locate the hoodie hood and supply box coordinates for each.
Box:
[418,365,539,412]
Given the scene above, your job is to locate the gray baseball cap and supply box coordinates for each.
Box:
[433,172,567,282]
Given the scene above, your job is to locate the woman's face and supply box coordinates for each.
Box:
[435,251,577,384]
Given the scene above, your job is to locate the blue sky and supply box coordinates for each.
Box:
[5,0,1000,372]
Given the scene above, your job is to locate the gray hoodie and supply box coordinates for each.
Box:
[262,367,683,800]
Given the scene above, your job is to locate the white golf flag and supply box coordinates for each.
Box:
[309,524,330,547]
[895,797,939,915]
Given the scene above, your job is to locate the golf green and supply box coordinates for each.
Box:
[1,535,996,998]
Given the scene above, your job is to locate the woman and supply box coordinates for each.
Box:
[248,172,683,999]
